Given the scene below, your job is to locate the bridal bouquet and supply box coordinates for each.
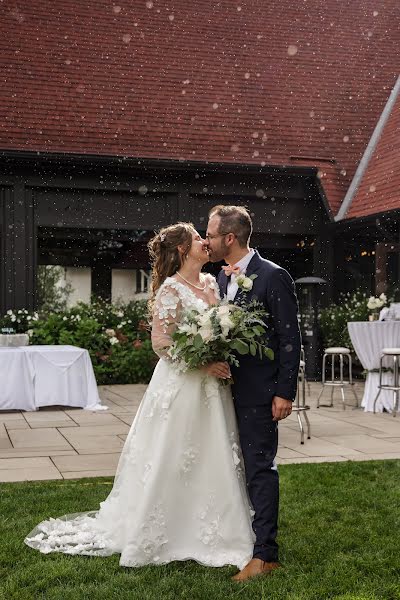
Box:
[168,301,274,374]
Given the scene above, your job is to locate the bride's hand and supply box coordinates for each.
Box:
[202,362,231,379]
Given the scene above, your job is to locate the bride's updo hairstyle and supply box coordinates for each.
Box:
[148,222,195,309]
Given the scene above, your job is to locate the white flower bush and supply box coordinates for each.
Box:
[367,293,387,311]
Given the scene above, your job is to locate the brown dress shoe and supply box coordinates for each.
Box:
[232,558,281,582]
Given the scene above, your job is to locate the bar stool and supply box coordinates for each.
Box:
[373,348,400,417]
[317,347,359,410]
[292,359,311,444]
[300,344,311,396]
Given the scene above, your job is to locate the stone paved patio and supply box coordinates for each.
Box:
[0,382,399,482]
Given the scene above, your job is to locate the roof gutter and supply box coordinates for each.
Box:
[335,74,400,222]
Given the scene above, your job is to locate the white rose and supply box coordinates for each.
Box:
[198,325,213,342]
[27,315,31,321]
[179,323,199,336]
[220,314,234,332]
[367,297,377,310]
[7,310,13,316]
[379,293,387,303]
[198,313,212,328]
[105,328,116,337]
[241,277,254,291]
[117,311,124,318]
[27,329,33,337]
[216,305,231,316]
[109,336,119,345]
[11,315,16,322]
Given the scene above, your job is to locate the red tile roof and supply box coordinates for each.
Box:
[342,82,400,220]
[0,0,399,216]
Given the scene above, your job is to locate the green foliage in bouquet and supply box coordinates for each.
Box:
[169,300,274,371]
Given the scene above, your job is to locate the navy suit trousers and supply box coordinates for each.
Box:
[234,402,279,563]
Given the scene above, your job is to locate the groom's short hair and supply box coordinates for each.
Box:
[209,205,252,248]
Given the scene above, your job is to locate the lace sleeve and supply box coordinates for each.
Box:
[151,283,182,359]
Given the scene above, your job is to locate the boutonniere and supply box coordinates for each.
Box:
[236,273,258,292]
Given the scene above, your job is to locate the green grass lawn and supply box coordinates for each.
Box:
[1,460,399,600]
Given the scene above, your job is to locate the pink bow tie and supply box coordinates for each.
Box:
[222,264,241,277]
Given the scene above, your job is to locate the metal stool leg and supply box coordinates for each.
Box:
[296,411,305,444]
[303,409,311,439]
[330,384,334,407]
[393,356,399,417]
[317,354,327,408]
[348,354,359,407]
[373,355,384,413]
[339,354,346,410]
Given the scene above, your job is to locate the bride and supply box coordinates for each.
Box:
[25,222,254,569]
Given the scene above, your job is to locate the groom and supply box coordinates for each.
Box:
[205,205,301,582]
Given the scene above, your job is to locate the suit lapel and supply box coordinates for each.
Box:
[233,250,263,304]
[219,271,229,299]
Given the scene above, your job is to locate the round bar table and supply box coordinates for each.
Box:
[347,321,400,413]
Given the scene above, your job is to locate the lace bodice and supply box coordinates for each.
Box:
[151,273,220,358]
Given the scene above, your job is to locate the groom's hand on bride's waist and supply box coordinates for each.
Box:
[272,396,293,421]
[202,362,231,379]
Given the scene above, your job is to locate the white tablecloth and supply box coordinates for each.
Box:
[348,321,400,413]
[0,345,106,412]
[0,348,36,411]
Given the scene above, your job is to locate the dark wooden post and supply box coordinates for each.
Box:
[91,262,112,301]
[0,182,37,312]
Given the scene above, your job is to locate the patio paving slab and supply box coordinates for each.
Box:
[0,457,62,482]
[52,453,121,473]
[0,381,399,481]
[8,428,73,451]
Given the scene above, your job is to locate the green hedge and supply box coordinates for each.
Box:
[318,290,371,352]
[0,300,158,385]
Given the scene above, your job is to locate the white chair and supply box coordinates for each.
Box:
[373,348,400,417]
[317,347,359,410]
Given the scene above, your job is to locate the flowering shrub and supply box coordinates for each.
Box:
[1,309,40,333]
[318,290,371,352]
[0,300,158,385]
[367,293,387,315]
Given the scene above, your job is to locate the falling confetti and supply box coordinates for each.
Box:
[287,44,298,56]
[122,34,132,43]
[212,103,219,109]
[343,135,350,142]
[113,5,122,13]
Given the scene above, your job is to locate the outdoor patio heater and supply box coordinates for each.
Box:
[295,276,327,380]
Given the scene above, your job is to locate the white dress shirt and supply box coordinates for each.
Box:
[226,249,255,301]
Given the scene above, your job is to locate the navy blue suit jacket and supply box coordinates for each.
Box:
[217,250,301,407]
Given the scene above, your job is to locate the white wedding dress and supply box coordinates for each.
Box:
[25,274,254,569]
